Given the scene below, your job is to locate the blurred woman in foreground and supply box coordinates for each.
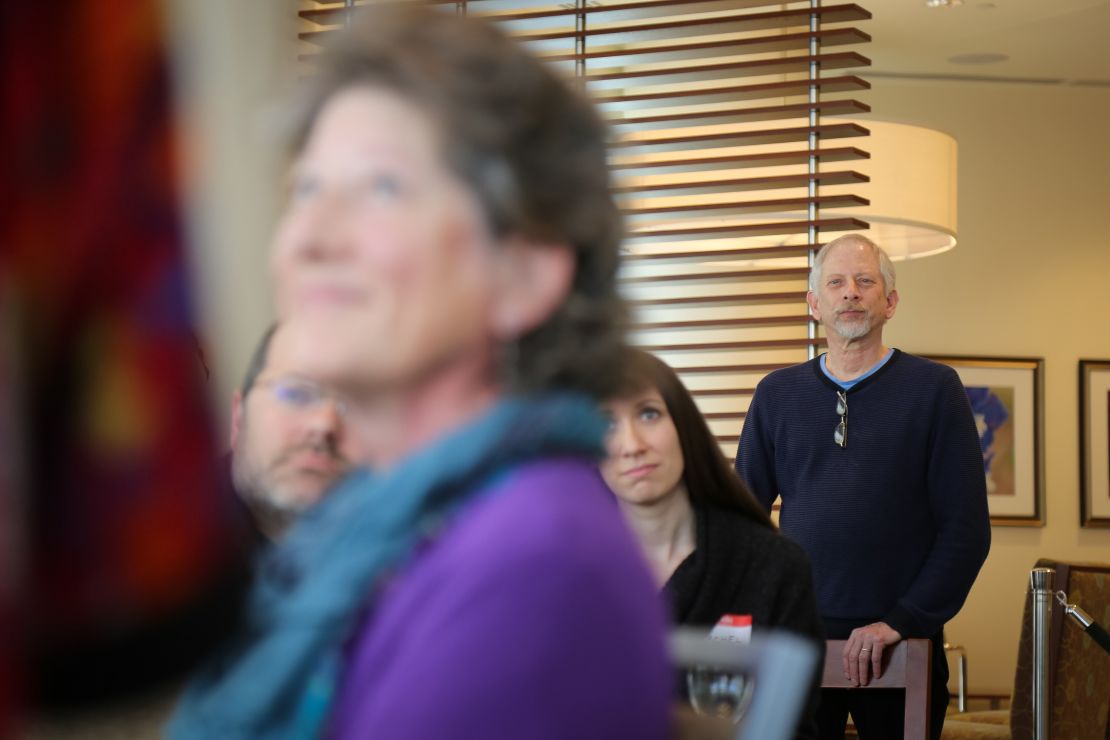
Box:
[169,7,670,738]
[600,348,824,739]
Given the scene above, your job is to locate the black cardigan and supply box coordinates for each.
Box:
[665,503,825,740]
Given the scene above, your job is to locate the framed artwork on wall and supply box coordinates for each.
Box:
[1079,359,1110,528]
[924,355,1045,526]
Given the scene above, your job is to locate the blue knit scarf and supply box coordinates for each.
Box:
[168,393,605,739]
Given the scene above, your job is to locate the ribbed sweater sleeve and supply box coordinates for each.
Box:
[882,365,992,637]
[735,377,781,515]
[734,351,991,638]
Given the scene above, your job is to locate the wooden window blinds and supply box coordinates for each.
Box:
[296,0,872,453]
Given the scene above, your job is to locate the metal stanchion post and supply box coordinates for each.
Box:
[1030,567,1055,740]
[944,643,968,713]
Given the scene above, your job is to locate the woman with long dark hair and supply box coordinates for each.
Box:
[600,348,824,739]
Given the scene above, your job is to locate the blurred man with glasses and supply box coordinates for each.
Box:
[230,323,358,539]
[735,234,991,740]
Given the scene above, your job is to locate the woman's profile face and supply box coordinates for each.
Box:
[599,386,686,507]
[270,86,501,395]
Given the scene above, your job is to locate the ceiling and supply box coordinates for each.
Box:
[862,0,1110,86]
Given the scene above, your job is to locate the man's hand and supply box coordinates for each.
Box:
[842,622,902,687]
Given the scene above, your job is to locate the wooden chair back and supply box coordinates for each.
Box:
[822,638,933,740]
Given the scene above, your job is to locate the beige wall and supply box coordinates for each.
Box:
[166,0,298,437]
[867,78,1110,692]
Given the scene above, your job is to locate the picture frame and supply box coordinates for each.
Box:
[923,355,1044,526]
[1079,359,1110,528]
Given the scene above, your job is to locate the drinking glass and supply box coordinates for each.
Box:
[686,666,754,723]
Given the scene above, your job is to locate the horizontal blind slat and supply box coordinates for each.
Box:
[609,144,868,170]
[622,193,867,216]
[606,99,869,128]
[631,314,813,329]
[615,170,868,194]
[300,0,801,25]
[613,122,868,148]
[584,52,870,83]
[628,291,808,306]
[547,28,869,64]
[642,338,824,350]
[627,216,868,238]
[592,74,869,105]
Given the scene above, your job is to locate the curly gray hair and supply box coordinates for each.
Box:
[292,5,628,399]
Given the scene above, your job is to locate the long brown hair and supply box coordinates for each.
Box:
[611,348,774,529]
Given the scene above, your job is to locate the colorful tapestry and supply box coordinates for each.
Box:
[0,0,251,716]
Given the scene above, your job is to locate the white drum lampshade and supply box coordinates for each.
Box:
[830,117,959,260]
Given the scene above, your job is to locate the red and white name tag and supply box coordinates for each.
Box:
[708,614,752,643]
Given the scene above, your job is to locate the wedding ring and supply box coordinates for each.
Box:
[860,648,872,652]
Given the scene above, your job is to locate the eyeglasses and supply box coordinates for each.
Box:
[252,376,349,416]
[834,390,847,448]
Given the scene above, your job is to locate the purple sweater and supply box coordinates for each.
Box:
[329,459,672,739]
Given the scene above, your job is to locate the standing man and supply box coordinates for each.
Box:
[229,323,360,539]
[735,234,990,739]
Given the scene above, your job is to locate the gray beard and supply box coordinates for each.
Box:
[832,314,873,340]
[231,458,303,540]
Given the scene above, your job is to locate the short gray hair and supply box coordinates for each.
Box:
[809,234,896,295]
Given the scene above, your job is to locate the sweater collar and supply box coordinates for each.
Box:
[810,348,903,394]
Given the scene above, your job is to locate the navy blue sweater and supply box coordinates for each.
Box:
[734,350,991,639]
